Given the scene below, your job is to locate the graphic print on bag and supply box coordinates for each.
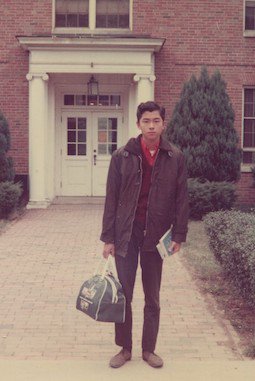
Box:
[76,273,126,323]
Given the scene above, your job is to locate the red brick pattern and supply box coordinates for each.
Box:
[0,204,244,360]
[237,172,255,204]
[0,1,254,203]
[0,1,52,174]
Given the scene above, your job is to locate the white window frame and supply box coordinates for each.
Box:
[244,0,255,37]
[62,92,122,108]
[242,87,255,171]
[52,0,133,34]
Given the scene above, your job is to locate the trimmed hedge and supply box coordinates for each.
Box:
[188,178,237,220]
[204,210,255,307]
[0,181,23,218]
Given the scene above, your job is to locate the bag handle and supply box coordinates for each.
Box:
[105,255,119,280]
[94,256,119,280]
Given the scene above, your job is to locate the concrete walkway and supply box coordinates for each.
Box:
[0,204,254,380]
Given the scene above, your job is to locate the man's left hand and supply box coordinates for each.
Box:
[169,241,181,255]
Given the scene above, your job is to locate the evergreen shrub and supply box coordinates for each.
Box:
[0,181,22,218]
[188,178,237,220]
[167,66,242,219]
[204,210,255,307]
[0,111,14,182]
[166,66,241,182]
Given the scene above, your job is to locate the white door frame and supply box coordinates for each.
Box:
[58,109,123,196]
[60,111,92,196]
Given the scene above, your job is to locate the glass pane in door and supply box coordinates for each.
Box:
[97,117,118,155]
[67,117,87,156]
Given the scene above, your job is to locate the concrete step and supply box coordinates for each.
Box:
[52,196,105,205]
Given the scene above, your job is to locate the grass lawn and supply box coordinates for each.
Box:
[181,220,255,359]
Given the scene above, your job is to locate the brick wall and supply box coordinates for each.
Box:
[133,1,255,127]
[237,172,255,204]
[0,1,52,174]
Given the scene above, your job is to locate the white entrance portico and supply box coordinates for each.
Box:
[18,36,165,208]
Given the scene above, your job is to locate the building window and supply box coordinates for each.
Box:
[96,0,129,28]
[243,88,255,164]
[54,0,130,31]
[55,0,89,27]
[245,1,255,30]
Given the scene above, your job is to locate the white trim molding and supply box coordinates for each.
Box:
[17,35,165,52]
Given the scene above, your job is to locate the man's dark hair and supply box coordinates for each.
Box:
[136,101,165,122]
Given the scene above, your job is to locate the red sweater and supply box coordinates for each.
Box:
[134,139,159,226]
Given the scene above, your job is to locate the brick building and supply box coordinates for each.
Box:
[0,0,254,207]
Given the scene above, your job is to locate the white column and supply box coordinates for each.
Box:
[46,81,55,201]
[129,74,156,137]
[128,82,137,138]
[133,74,156,106]
[26,73,49,208]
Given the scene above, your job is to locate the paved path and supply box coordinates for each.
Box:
[0,203,254,380]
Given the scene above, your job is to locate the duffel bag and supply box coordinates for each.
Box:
[76,256,126,323]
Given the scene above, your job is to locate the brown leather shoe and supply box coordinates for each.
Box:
[142,351,163,368]
[109,348,131,368]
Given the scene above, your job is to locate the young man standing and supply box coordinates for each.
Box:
[100,101,189,368]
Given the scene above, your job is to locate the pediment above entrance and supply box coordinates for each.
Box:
[17,35,165,74]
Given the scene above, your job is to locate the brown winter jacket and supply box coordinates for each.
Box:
[100,134,189,257]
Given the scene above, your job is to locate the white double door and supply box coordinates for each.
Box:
[61,111,122,196]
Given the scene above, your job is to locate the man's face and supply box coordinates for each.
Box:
[137,110,165,144]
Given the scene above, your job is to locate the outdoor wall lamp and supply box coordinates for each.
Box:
[87,75,99,96]
[87,75,99,106]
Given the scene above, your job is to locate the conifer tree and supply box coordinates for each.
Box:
[0,111,15,182]
[166,66,241,182]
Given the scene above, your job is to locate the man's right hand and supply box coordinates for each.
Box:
[103,243,115,258]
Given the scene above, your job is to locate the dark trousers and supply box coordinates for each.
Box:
[115,222,163,353]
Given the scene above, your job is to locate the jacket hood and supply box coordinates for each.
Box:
[124,134,174,156]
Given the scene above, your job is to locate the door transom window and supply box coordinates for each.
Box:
[64,93,121,107]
